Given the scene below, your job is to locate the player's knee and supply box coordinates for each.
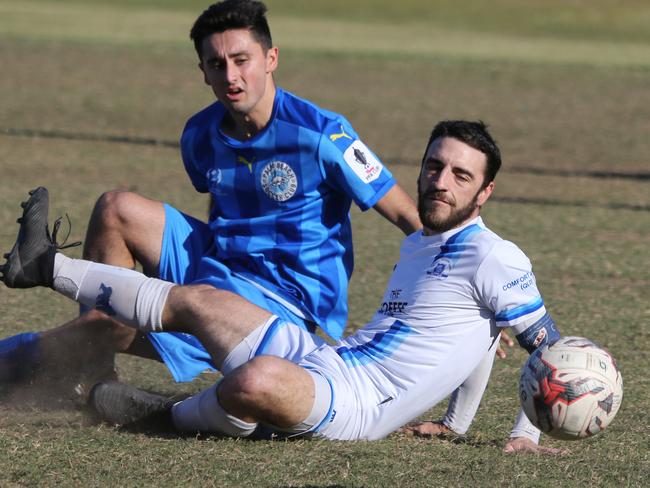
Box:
[92,191,125,227]
[221,356,282,406]
[91,190,152,234]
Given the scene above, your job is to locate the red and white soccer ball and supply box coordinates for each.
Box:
[519,336,623,440]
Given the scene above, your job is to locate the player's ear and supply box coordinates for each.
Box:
[265,46,279,73]
[198,62,209,86]
[476,181,494,207]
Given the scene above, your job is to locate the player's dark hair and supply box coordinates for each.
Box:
[423,120,502,187]
[190,0,272,59]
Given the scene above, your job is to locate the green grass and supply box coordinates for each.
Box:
[0,1,649,486]
[11,0,650,43]
[2,0,650,67]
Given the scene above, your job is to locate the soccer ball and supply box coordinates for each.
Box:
[519,336,623,440]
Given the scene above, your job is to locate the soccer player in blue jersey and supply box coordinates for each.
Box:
[0,0,420,396]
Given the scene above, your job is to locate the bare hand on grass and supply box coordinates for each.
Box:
[503,437,568,455]
[400,421,452,438]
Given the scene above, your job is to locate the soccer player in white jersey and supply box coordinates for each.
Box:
[1,120,562,452]
[0,0,420,399]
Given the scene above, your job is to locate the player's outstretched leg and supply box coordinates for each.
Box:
[0,187,80,288]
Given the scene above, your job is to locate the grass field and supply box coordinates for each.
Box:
[0,0,649,486]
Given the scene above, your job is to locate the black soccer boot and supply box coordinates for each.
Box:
[89,381,176,431]
[0,187,80,288]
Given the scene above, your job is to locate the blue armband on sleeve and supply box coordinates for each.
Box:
[515,313,560,354]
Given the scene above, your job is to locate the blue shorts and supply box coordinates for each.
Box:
[148,204,315,382]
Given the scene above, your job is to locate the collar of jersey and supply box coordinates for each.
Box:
[418,216,484,245]
[214,88,284,147]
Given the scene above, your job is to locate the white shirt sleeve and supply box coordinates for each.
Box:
[474,240,547,333]
[473,240,543,443]
[442,334,499,434]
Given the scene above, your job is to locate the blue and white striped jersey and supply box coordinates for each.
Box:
[303,216,548,440]
[180,88,396,339]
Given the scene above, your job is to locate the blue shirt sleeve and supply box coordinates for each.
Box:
[317,117,396,211]
[181,119,210,194]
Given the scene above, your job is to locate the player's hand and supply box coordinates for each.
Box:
[503,437,567,455]
[496,330,515,359]
[400,420,452,438]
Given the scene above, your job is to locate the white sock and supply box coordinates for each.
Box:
[52,254,173,332]
[172,384,257,437]
[53,253,91,300]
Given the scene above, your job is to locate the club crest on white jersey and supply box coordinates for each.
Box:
[343,140,383,184]
[426,257,452,280]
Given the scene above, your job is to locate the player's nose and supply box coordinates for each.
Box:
[224,61,240,84]
[430,170,450,190]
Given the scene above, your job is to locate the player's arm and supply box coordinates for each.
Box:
[372,184,422,235]
[318,119,420,235]
[501,313,562,452]
[430,315,561,440]
[405,337,499,438]
[504,407,566,454]
[479,242,564,452]
[510,312,560,354]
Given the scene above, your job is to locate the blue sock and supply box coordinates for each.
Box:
[0,332,41,382]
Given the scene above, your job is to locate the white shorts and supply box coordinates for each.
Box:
[220,316,326,374]
[299,321,497,440]
[223,316,495,441]
[220,316,336,436]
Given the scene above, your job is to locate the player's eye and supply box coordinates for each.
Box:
[207,60,224,71]
[423,160,442,173]
[454,170,472,182]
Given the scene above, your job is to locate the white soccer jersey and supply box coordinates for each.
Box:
[300,216,547,440]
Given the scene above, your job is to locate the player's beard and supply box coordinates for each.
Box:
[418,189,480,234]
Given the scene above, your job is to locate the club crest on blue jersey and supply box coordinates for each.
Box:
[343,140,383,184]
[426,257,452,280]
[261,161,298,202]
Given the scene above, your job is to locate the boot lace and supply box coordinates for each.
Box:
[51,214,82,250]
